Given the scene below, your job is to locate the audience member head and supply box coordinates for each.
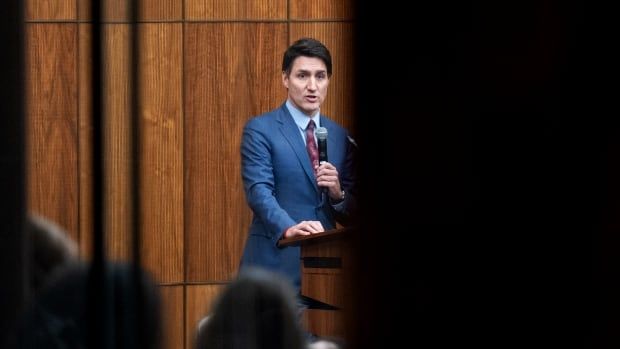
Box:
[27,213,79,296]
[18,262,162,349]
[195,267,306,349]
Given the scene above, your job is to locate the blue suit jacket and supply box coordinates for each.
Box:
[239,103,356,291]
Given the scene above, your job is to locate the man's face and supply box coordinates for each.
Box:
[282,56,330,117]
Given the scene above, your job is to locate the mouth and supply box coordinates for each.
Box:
[305,95,318,102]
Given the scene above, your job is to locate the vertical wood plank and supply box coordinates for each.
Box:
[184,23,288,282]
[78,0,91,21]
[185,284,225,349]
[139,23,184,283]
[290,0,354,20]
[185,0,286,20]
[138,0,183,21]
[78,24,93,258]
[100,0,183,22]
[102,24,132,261]
[102,0,129,20]
[26,0,76,21]
[26,23,79,242]
[160,285,185,349]
[290,23,356,131]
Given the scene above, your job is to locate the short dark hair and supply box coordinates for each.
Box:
[282,37,332,77]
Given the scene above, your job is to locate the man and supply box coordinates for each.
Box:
[239,37,356,291]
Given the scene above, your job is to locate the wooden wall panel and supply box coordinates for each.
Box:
[138,0,183,21]
[78,24,93,258]
[102,0,129,20]
[290,0,354,20]
[102,25,133,261]
[77,0,182,21]
[78,0,91,20]
[160,285,185,349]
[185,284,225,349]
[26,0,76,20]
[139,23,184,283]
[184,23,288,282]
[290,23,356,131]
[99,0,183,22]
[185,0,287,20]
[26,24,79,242]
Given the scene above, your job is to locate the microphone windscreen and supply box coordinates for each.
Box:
[316,127,328,140]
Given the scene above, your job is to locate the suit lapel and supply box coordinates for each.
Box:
[277,106,319,195]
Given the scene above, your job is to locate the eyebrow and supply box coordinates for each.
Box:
[295,69,327,75]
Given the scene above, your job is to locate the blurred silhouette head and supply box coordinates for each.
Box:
[27,214,79,295]
[196,267,305,349]
[18,262,162,349]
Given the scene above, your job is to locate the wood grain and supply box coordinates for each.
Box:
[184,23,288,282]
[303,309,344,338]
[139,23,184,283]
[102,24,133,261]
[26,23,79,242]
[78,0,91,21]
[185,284,225,349]
[290,0,354,20]
[78,24,93,259]
[26,0,76,21]
[159,285,185,349]
[290,23,357,132]
[185,0,286,20]
[78,0,182,21]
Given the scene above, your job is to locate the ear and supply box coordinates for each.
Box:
[281,71,289,89]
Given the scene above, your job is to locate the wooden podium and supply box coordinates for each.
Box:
[278,227,354,339]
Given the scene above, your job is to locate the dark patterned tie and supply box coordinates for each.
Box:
[306,120,319,170]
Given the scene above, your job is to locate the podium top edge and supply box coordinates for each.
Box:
[277,227,354,247]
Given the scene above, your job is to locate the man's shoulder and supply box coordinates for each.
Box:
[246,104,287,126]
[321,116,348,136]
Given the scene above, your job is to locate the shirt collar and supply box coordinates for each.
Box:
[285,99,321,130]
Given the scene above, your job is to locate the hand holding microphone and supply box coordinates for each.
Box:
[315,127,344,202]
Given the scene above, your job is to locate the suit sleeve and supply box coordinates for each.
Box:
[241,122,296,243]
[333,132,358,225]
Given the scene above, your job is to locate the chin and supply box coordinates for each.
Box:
[302,104,319,114]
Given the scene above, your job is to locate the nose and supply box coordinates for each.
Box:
[307,76,317,90]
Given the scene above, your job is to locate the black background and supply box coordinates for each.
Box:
[353,1,618,348]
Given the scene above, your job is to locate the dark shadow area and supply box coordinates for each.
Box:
[352,1,617,348]
[0,1,26,347]
[17,262,162,349]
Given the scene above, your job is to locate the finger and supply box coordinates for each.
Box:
[308,221,325,232]
[294,224,312,235]
[317,162,336,173]
[317,178,339,188]
[303,224,319,234]
[317,167,337,176]
[297,221,314,232]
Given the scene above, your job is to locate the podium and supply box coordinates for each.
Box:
[278,227,354,338]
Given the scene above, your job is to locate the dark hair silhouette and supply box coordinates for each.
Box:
[27,214,79,296]
[195,267,306,349]
[18,262,162,349]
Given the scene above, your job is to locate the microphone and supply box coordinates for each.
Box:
[316,127,328,163]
